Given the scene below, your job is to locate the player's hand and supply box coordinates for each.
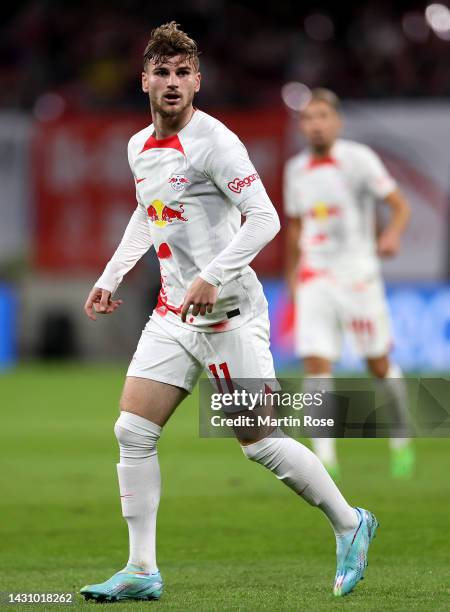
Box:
[377,228,401,257]
[84,286,123,321]
[181,277,218,322]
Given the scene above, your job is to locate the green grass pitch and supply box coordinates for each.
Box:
[1,364,449,611]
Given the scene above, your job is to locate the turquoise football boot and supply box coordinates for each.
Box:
[333,507,378,597]
[80,563,163,602]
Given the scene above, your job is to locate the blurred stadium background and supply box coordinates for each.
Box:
[0,0,449,370]
[1,1,449,608]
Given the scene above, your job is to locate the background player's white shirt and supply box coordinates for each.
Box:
[284,139,396,282]
[96,110,279,332]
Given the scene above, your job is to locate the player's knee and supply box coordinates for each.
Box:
[114,411,161,460]
[304,357,332,376]
[241,442,259,461]
[241,436,277,462]
[367,355,390,378]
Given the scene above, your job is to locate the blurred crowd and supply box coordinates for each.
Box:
[1,0,450,114]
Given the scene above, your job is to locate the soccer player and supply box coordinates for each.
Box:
[284,88,414,480]
[80,25,377,602]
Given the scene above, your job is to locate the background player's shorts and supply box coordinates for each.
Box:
[295,275,392,361]
[127,310,276,393]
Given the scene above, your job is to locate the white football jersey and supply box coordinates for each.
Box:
[284,139,396,281]
[122,110,271,331]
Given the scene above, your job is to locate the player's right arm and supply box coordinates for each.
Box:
[84,137,153,321]
[84,204,153,320]
[283,159,302,303]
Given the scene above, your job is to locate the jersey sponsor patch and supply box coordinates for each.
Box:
[307,202,341,220]
[147,200,188,226]
[227,172,260,194]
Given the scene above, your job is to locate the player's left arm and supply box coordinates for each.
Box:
[181,139,280,321]
[361,145,411,257]
[181,191,280,321]
[378,188,411,257]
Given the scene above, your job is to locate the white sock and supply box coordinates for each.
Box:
[242,430,358,536]
[303,374,337,466]
[114,412,162,573]
[377,363,411,450]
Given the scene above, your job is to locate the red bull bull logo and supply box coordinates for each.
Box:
[168,174,190,192]
[307,201,341,221]
[147,199,188,227]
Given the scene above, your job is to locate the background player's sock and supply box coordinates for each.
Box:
[241,430,358,536]
[303,374,337,470]
[377,363,411,448]
[114,412,161,574]
[375,363,414,478]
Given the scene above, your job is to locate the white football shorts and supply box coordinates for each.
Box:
[295,275,392,361]
[127,310,277,393]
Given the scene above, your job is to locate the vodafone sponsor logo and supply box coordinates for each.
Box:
[227,172,260,194]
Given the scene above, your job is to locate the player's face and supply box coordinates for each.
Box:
[299,101,341,152]
[142,56,201,118]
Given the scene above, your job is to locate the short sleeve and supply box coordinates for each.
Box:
[206,135,266,210]
[283,161,302,217]
[360,146,397,199]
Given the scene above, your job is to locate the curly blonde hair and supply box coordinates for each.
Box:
[143,22,200,71]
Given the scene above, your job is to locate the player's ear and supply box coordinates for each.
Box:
[194,72,201,94]
[142,71,149,93]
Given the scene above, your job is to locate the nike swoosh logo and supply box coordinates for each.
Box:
[136,178,146,184]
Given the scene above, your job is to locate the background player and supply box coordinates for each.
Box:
[80,27,377,602]
[284,88,414,481]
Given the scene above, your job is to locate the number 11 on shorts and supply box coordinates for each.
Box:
[208,362,234,393]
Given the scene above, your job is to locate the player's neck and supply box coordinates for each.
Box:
[152,106,195,140]
[310,143,334,158]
